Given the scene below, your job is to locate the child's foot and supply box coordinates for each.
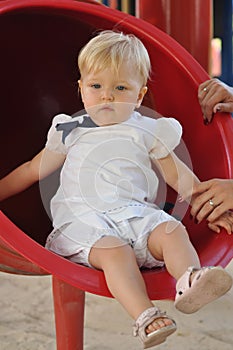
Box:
[133,307,176,349]
[145,316,174,334]
[175,266,233,314]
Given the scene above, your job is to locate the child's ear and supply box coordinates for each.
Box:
[136,86,148,108]
[78,80,83,99]
[78,79,82,90]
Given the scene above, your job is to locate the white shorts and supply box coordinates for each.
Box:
[45,205,183,269]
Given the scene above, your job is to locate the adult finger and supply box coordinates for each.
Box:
[205,202,231,223]
[193,198,222,224]
[208,220,232,235]
[207,222,221,233]
[213,102,233,113]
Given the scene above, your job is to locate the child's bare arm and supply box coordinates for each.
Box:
[152,152,200,205]
[0,148,65,201]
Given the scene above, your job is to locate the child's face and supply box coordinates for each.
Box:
[78,62,147,126]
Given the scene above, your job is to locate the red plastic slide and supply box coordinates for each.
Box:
[0,1,233,349]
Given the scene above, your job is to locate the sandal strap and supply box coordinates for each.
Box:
[176,266,214,297]
[133,306,167,337]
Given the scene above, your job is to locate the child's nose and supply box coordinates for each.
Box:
[101,89,114,101]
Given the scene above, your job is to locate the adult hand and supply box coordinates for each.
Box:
[198,78,233,123]
[190,179,233,223]
[207,210,233,235]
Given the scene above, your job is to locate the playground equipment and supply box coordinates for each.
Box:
[1,1,233,349]
[137,0,212,72]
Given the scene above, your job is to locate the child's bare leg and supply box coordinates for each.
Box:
[147,221,232,314]
[89,236,173,332]
[148,221,200,280]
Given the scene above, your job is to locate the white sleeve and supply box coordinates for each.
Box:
[45,114,72,154]
[149,117,182,159]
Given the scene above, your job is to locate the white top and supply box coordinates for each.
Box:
[45,111,182,229]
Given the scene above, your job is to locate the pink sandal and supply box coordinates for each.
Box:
[174,266,233,314]
[133,306,176,349]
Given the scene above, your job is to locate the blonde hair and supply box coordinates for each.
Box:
[78,30,151,85]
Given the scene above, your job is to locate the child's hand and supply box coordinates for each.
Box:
[207,210,233,235]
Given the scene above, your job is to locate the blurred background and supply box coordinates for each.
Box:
[96,0,233,86]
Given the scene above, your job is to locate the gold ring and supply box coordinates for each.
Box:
[209,199,215,207]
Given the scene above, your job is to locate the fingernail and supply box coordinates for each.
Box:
[189,214,193,220]
[203,118,209,125]
[194,218,199,224]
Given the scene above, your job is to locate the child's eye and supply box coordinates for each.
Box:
[116,85,126,91]
[91,84,101,89]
